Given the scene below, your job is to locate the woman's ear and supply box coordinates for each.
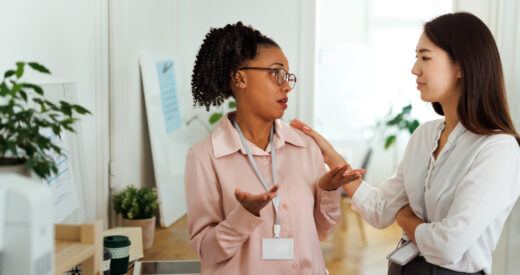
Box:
[231,71,247,88]
[456,63,463,79]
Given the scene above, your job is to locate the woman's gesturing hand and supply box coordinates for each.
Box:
[234,185,279,217]
[319,164,366,191]
[290,118,347,168]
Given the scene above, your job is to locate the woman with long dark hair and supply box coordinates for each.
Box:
[291,12,520,274]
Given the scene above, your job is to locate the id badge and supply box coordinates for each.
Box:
[262,238,294,260]
[386,240,420,266]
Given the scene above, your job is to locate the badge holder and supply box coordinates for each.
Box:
[262,224,294,260]
[386,240,420,266]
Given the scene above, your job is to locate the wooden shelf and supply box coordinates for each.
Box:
[55,220,102,275]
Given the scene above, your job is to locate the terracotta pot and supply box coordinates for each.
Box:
[0,163,31,177]
[122,216,156,249]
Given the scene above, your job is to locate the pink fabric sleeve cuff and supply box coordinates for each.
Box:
[222,204,264,234]
[317,187,342,211]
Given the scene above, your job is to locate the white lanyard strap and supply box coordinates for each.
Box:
[233,119,280,237]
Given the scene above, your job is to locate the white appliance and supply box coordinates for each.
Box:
[0,174,54,275]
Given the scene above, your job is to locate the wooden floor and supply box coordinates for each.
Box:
[320,201,402,275]
[136,200,402,275]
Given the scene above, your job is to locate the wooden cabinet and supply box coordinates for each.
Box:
[54,220,102,275]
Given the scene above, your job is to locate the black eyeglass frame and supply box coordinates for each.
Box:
[238,66,297,88]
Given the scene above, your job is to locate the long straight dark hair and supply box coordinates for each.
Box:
[424,12,520,145]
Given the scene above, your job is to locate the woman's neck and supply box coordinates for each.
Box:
[234,110,273,151]
[440,100,460,134]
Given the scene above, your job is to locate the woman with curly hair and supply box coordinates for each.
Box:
[184,22,365,274]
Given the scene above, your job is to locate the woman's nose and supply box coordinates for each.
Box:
[282,82,292,93]
[411,61,421,76]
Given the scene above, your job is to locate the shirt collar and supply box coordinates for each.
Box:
[434,119,468,151]
[211,112,306,158]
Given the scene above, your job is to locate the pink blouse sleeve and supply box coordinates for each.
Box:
[311,144,342,241]
[184,147,263,264]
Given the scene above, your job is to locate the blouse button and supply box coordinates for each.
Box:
[287,233,293,238]
[282,204,288,210]
[292,263,298,269]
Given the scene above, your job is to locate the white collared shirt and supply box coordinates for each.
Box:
[351,119,520,274]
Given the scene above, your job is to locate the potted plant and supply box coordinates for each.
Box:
[112,185,160,249]
[0,61,91,179]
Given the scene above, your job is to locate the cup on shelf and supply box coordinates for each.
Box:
[104,235,131,275]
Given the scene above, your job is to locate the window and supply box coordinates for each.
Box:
[315,0,452,182]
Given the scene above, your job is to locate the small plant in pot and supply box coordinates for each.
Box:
[113,185,160,250]
[0,61,91,179]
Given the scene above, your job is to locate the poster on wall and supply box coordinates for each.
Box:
[43,130,80,222]
[155,59,182,134]
[140,54,190,228]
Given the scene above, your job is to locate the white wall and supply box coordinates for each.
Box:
[108,0,317,225]
[0,1,110,225]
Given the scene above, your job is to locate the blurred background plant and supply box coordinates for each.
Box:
[381,104,420,149]
[186,99,236,133]
[0,61,91,178]
[112,185,159,219]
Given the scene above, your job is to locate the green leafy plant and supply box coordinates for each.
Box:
[382,104,420,149]
[112,185,160,219]
[208,100,236,125]
[0,62,91,178]
[186,99,236,133]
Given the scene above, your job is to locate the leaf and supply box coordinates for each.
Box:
[28,62,51,74]
[10,83,23,95]
[408,120,420,134]
[4,70,15,78]
[6,142,18,156]
[72,104,91,115]
[228,101,236,109]
[0,82,8,96]
[386,114,402,126]
[23,83,44,95]
[402,104,412,114]
[59,101,72,116]
[15,62,25,78]
[44,100,58,110]
[385,135,396,149]
[19,90,27,102]
[209,112,223,125]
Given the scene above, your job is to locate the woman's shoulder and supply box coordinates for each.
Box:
[474,131,520,149]
[278,120,319,149]
[187,135,213,159]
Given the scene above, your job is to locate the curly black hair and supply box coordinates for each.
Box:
[191,22,278,111]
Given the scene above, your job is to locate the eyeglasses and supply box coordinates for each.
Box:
[238,67,297,89]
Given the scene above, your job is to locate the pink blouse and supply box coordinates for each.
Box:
[184,113,341,274]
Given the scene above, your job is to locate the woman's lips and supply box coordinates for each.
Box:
[417,82,425,90]
[278,97,288,109]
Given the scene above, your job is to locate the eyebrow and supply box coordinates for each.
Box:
[269,62,285,67]
[416,48,431,53]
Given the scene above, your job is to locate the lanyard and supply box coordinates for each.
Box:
[233,119,281,238]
